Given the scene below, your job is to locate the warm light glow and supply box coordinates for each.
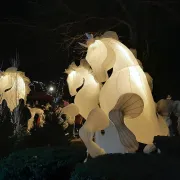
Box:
[68,70,76,79]
[84,31,168,149]
[66,32,168,158]
[86,40,108,83]
[65,60,101,119]
[129,66,143,88]
[49,86,54,92]
[0,67,30,111]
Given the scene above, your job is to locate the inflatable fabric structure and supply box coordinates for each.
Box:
[65,31,168,157]
[65,60,101,120]
[84,31,168,145]
[65,60,130,156]
[0,67,30,111]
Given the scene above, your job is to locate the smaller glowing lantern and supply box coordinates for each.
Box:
[0,67,30,111]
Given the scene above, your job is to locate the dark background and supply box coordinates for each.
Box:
[0,0,180,101]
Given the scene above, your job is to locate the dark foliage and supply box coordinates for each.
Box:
[15,121,69,150]
[154,136,180,156]
[71,153,180,180]
[0,137,16,159]
[0,145,86,180]
[0,114,15,158]
[0,118,71,159]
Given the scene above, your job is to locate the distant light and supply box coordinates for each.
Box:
[49,86,54,92]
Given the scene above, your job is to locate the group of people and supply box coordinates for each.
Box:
[30,99,85,137]
[0,97,85,140]
[26,100,72,132]
[0,98,31,137]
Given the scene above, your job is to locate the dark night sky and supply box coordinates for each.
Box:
[0,0,180,101]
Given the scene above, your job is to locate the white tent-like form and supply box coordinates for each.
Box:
[0,67,30,111]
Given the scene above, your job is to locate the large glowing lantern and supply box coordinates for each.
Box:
[65,60,101,119]
[85,31,168,144]
[65,60,130,156]
[0,67,30,111]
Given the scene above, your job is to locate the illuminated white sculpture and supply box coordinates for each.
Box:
[0,67,30,111]
[65,60,101,119]
[83,31,168,146]
[65,60,129,155]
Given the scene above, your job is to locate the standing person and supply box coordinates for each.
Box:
[33,113,40,129]
[12,99,32,134]
[74,114,83,137]
[43,103,51,123]
[63,99,69,107]
[0,99,13,138]
[35,100,41,108]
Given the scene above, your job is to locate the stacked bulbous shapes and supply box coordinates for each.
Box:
[64,31,169,158]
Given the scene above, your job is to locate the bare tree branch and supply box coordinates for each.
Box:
[115,0,134,25]
[55,16,133,61]
[0,19,36,28]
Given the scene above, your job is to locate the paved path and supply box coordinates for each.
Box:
[71,138,81,142]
